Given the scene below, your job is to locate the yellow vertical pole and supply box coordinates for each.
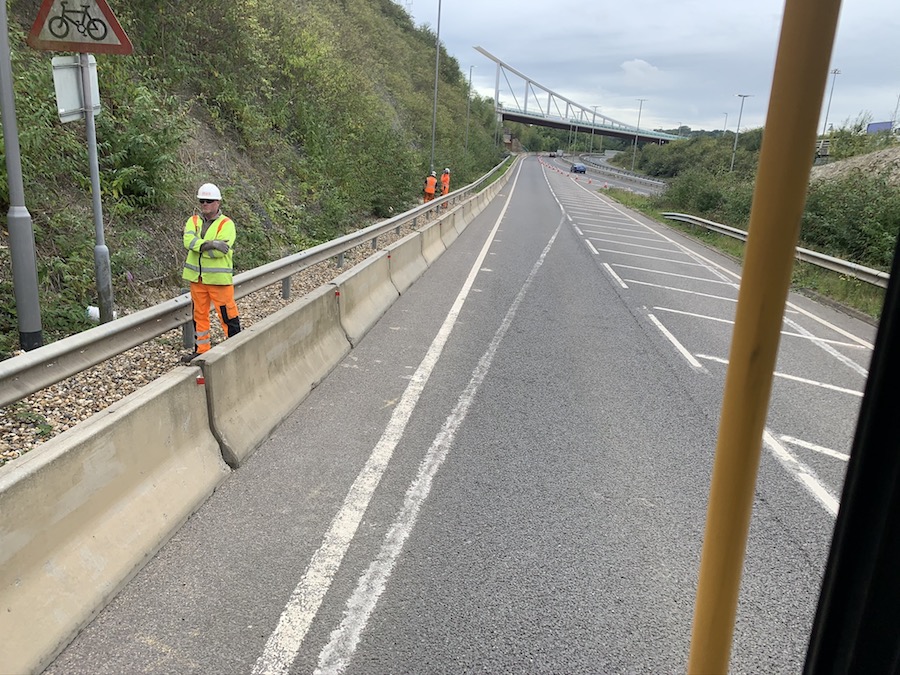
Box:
[687,0,842,672]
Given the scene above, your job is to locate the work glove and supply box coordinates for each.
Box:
[210,240,230,254]
[199,241,214,252]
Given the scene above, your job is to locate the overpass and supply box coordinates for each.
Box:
[475,46,683,145]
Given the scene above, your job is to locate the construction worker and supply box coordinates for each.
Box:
[180,182,241,362]
[423,170,437,202]
[440,168,450,209]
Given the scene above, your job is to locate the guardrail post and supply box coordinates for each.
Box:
[336,252,344,268]
[281,277,291,300]
[180,289,193,349]
[371,236,378,250]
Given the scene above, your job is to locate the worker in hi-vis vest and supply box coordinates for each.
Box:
[423,170,437,202]
[180,182,241,362]
[440,167,450,196]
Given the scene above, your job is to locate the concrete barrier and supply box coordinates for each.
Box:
[386,232,428,294]
[331,250,399,346]
[198,284,351,467]
[420,219,446,265]
[0,368,230,675]
[440,209,460,248]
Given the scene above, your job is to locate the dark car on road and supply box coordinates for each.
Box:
[570,163,586,173]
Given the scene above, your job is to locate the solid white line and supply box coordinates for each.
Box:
[648,313,704,369]
[573,225,583,236]
[612,263,737,285]
[594,249,706,267]
[587,236,685,255]
[764,430,839,517]
[781,435,850,462]
[653,307,867,349]
[314,224,564,675]
[586,240,599,255]
[782,316,869,377]
[627,279,737,302]
[251,162,526,675]
[603,263,628,288]
[696,354,864,396]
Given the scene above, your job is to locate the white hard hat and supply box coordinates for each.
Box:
[197,183,221,200]
[430,170,436,176]
[444,168,450,173]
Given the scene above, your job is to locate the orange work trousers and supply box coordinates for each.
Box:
[190,281,241,353]
[424,191,435,202]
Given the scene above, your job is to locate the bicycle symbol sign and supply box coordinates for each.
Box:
[27,0,133,55]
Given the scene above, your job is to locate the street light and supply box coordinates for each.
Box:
[428,0,442,173]
[589,105,599,155]
[822,68,841,139]
[730,94,751,172]
[464,65,475,175]
[631,98,646,172]
[722,112,728,138]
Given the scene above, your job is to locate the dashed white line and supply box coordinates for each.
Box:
[696,354,863,396]
[763,430,839,517]
[603,263,627,288]
[781,435,850,462]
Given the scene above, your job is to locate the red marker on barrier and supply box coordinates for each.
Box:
[196,375,205,385]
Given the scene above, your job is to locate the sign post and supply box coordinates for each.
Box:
[27,0,133,324]
[0,1,42,350]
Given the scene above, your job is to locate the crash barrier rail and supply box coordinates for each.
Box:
[0,158,512,409]
[662,212,890,288]
[0,160,517,674]
[581,155,668,189]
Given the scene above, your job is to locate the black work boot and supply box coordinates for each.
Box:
[180,351,200,364]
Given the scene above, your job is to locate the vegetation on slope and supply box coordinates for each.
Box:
[0,0,505,357]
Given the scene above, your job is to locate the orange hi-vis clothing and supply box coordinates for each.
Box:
[424,175,437,201]
[440,172,450,195]
[182,213,241,353]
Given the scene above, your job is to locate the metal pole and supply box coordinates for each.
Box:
[821,68,840,138]
[428,0,442,173]
[80,54,115,323]
[687,0,842,671]
[464,65,474,174]
[631,98,646,171]
[730,94,751,172]
[0,2,42,350]
[590,105,598,154]
[722,112,728,137]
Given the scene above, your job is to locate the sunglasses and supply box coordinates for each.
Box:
[198,198,218,204]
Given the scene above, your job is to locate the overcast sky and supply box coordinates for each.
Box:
[402,0,899,134]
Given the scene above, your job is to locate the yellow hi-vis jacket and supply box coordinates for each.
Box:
[182,214,236,285]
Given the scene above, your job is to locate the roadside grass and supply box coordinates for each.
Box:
[604,188,884,322]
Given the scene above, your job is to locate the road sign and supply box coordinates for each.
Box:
[52,55,100,123]
[27,0,133,55]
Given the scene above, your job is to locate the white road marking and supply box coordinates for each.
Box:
[587,236,686,255]
[612,263,736,286]
[586,240,599,255]
[603,263,627,288]
[654,307,867,348]
[763,430,839,517]
[648,313,704,369]
[573,225,583,236]
[594,249,707,267]
[314,223,564,675]
[627,279,737,302]
[696,354,863,396]
[251,161,526,675]
[781,435,850,462]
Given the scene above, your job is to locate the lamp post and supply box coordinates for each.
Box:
[464,64,474,174]
[730,94,751,172]
[722,112,728,138]
[631,98,646,172]
[821,68,840,139]
[589,105,599,155]
[428,0,442,173]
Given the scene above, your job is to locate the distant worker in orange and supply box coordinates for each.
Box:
[440,167,451,209]
[424,170,438,202]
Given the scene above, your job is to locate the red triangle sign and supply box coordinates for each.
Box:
[27,0,133,55]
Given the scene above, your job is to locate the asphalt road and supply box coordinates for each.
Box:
[47,156,875,674]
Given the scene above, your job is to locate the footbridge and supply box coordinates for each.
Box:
[475,47,683,144]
